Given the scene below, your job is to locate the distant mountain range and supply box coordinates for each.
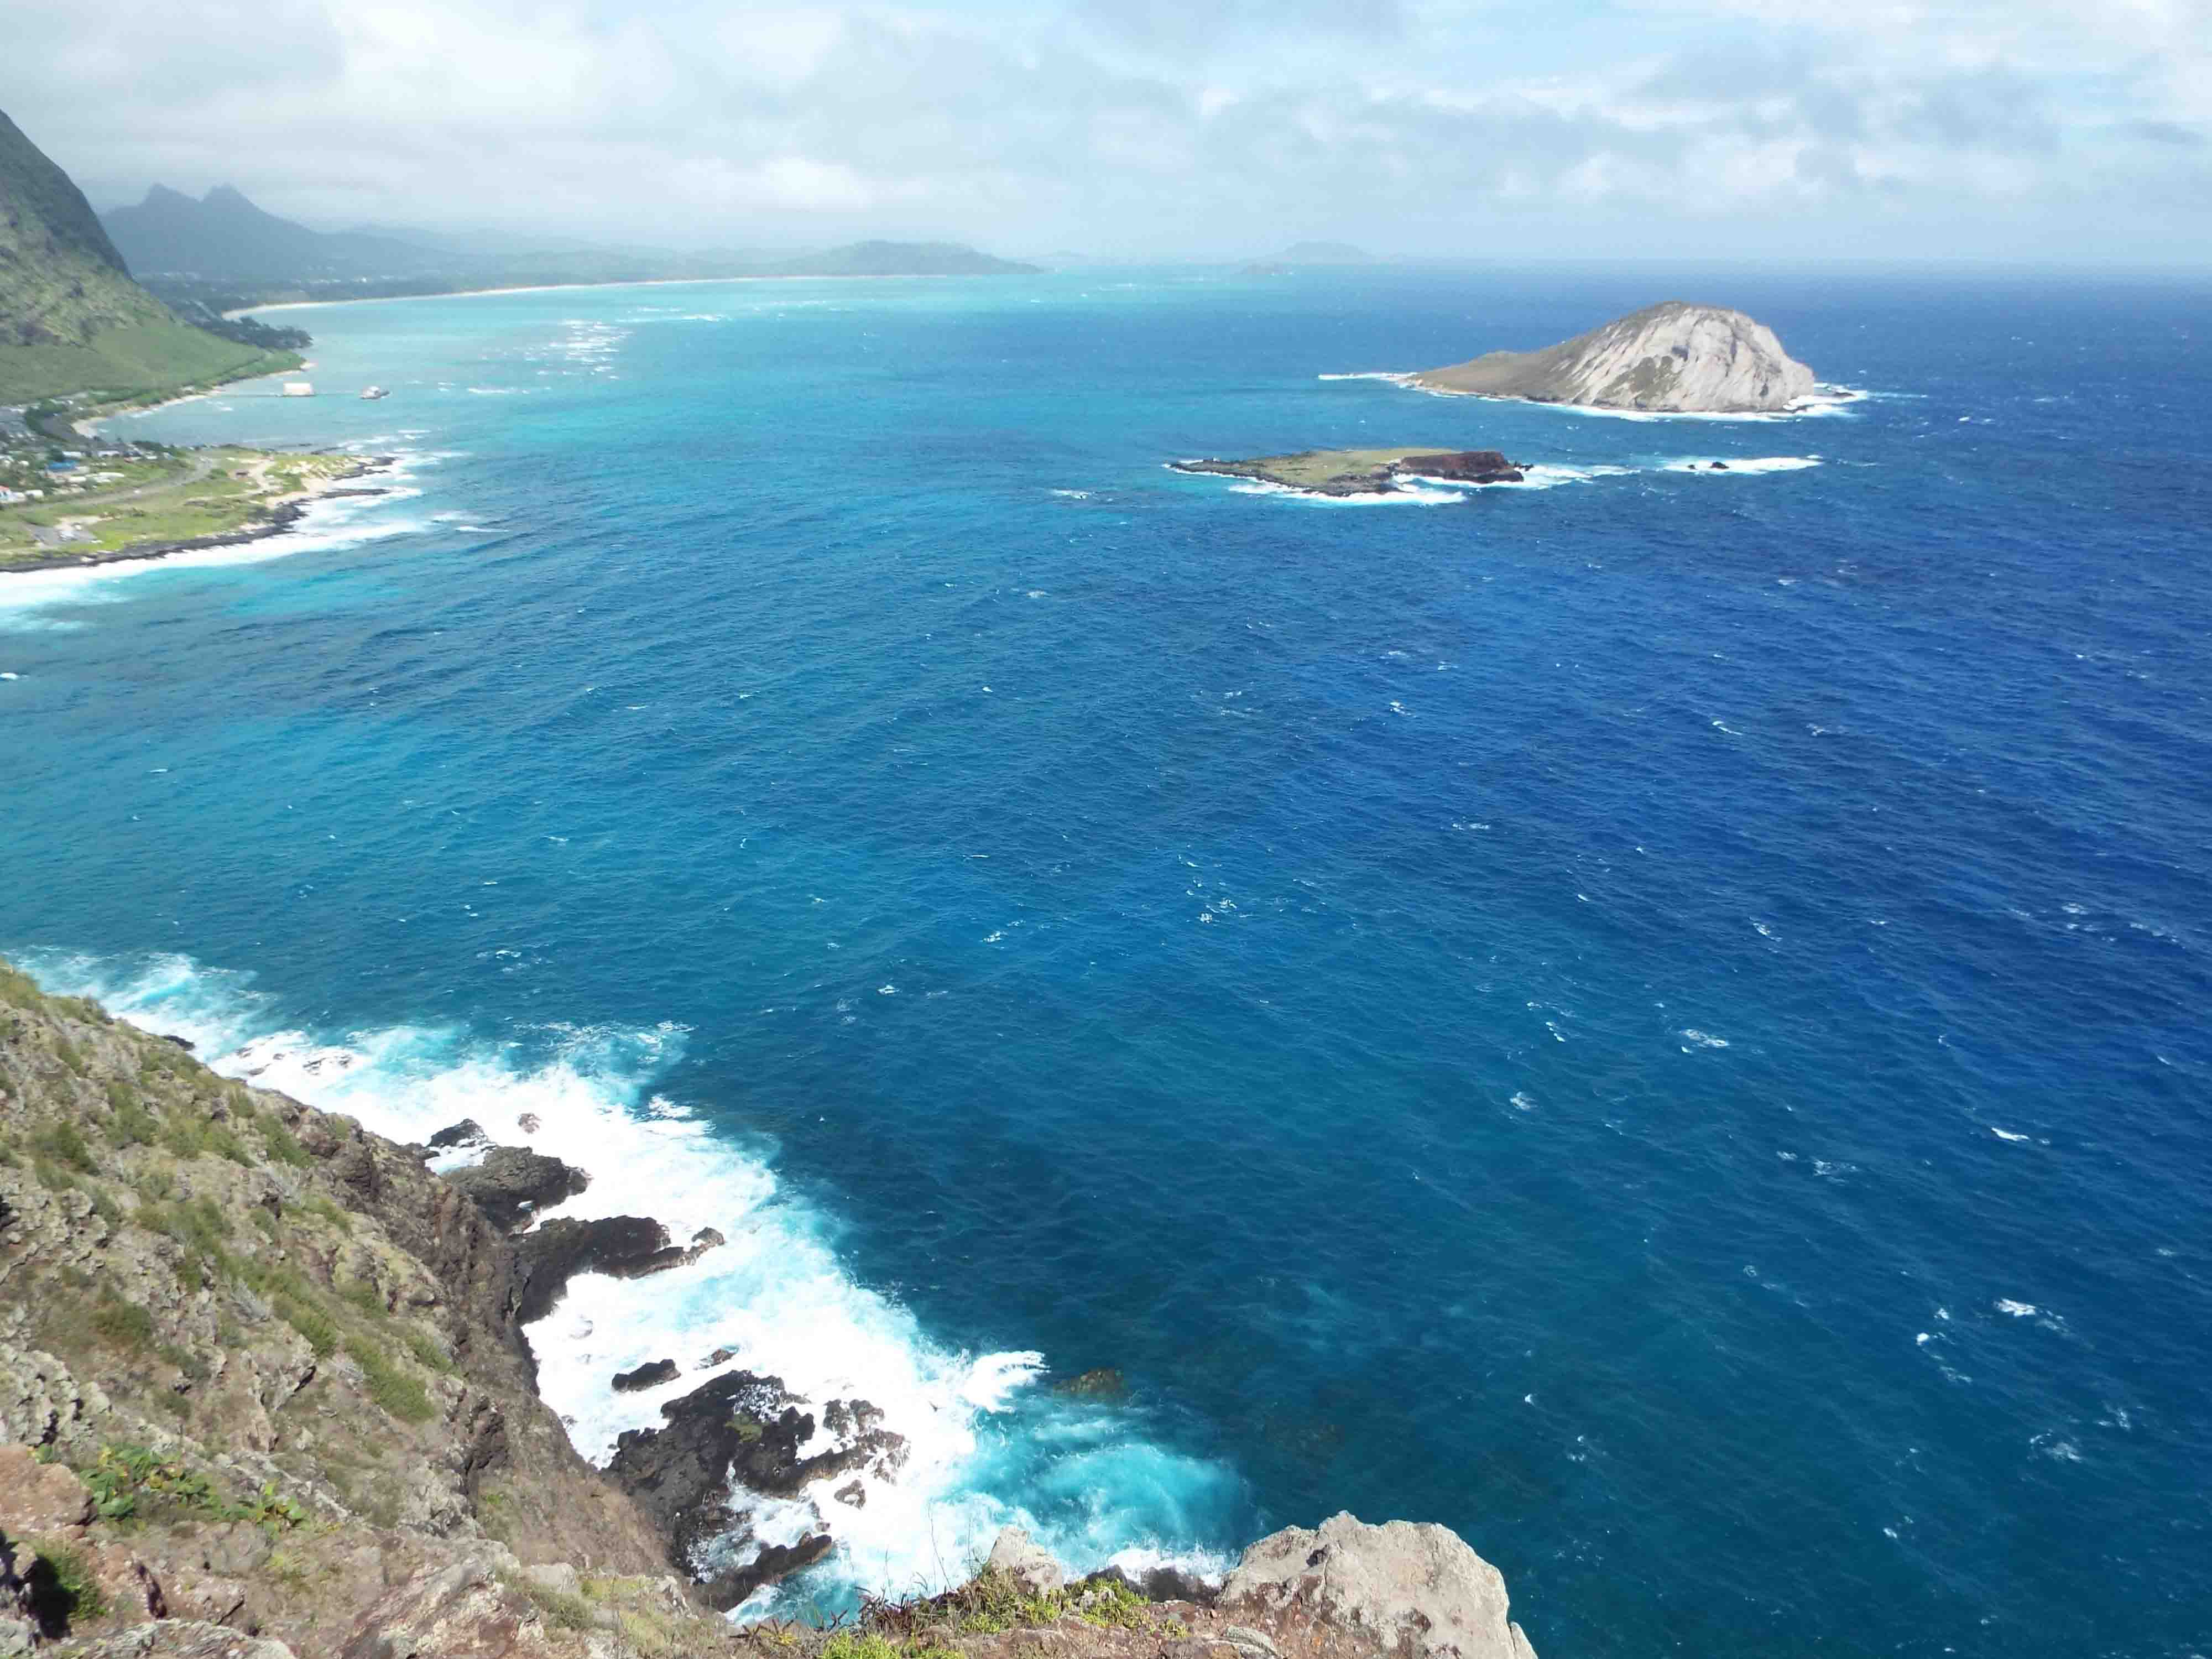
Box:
[103,186,452,281]
[0,112,297,404]
[97,186,1039,307]
[1273,242,1374,264]
[0,140,1036,405]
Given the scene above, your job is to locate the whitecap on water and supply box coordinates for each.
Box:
[0,482,426,625]
[1330,374,1871,421]
[1663,456,1824,474]
[1223,478,1467,507]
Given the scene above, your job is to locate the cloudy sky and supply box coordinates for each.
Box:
[8,0,2208,262]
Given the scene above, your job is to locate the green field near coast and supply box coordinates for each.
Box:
[0,447,366,569]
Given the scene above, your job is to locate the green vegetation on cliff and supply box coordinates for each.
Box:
[0,956,705,1655]
[0,110,297,403]
[0,959,1539,1658]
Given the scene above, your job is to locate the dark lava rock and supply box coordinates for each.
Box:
[517,1112,542,1133]
[1053,1367,1129,1402]
[1078,1564,1220,1607]
[703,1534,835,1611]
[601,1226,725,1281]
[608,1370,795,1553]
[1140,1565,1222,1605]
[446,1146,589,1233]
[160,1034,196,1052]
[512,1215,672,1323]
[613,1359,681,1392]
[608,1369,907,1588]
[1709,460,1729,470]
[1394,449,1525,484]
[427,1119,488,1151]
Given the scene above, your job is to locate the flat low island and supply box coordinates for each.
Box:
[1172,446,1525,497]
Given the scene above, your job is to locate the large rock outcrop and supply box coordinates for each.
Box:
[985,1525,1065,1598]
[445,1146,589,1233]
[1222,1512,1536,1659]
[607,1369,906,1609]
[0,958,1557,1657]
[1412,302,1815,413]
[0,957,701,1654]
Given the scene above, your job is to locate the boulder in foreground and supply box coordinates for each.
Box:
[1223,1511,1537,1659]
[1412,302,1814,413]
[985,1524,1066,1597]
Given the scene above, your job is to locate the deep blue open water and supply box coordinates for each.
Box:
[4,269,2209,1657]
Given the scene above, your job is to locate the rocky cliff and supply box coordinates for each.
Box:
[0,109,293,401]
[1412,302,1816,414]
[0,958,1543,1657]
[0,958,731,1656]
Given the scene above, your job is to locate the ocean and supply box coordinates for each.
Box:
[3,267,2209,1657]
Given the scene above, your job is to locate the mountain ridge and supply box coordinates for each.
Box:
[102,186,453,281]
[0,112,296,402]
[101,185,1040,306]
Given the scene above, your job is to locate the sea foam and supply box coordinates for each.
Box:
[13,948,1237,1615]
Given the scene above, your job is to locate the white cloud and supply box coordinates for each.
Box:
[3,0,2204,260]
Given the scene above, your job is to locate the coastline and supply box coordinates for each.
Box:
[0,453,397,576]
[0,948,1545,1655]
[2,948,1541,1652]
[13,943,1228,1621]
[228,269,1007,319]
[1318,369,1871,421]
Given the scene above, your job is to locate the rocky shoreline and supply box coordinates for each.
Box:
[1171,448,1525,497]
[0,960,1542,1657]
[413,1120,902,1610]
[0,455,395,574]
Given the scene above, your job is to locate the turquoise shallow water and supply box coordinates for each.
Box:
[4,268,2211,1656]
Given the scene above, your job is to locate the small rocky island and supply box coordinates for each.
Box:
[1411,301,1815,414]
[1172,447,1524,497]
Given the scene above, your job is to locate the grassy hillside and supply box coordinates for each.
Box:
[0,957,727,1656]
[0,110,294,403]
[0,320,291,404]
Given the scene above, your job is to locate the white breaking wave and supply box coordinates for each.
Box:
[1331,373,1872,422]
[12,948,1235,1614]
[0,481,427,628]
[1503,463,1637,491]
[1663,456,1824,474]
[1223,477,1466,507]
[1185,452,1816,508]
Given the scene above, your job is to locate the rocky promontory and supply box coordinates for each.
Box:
[1172,447,1524,497]
[1411,301,1815,413]
[0,957,1546,1658]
